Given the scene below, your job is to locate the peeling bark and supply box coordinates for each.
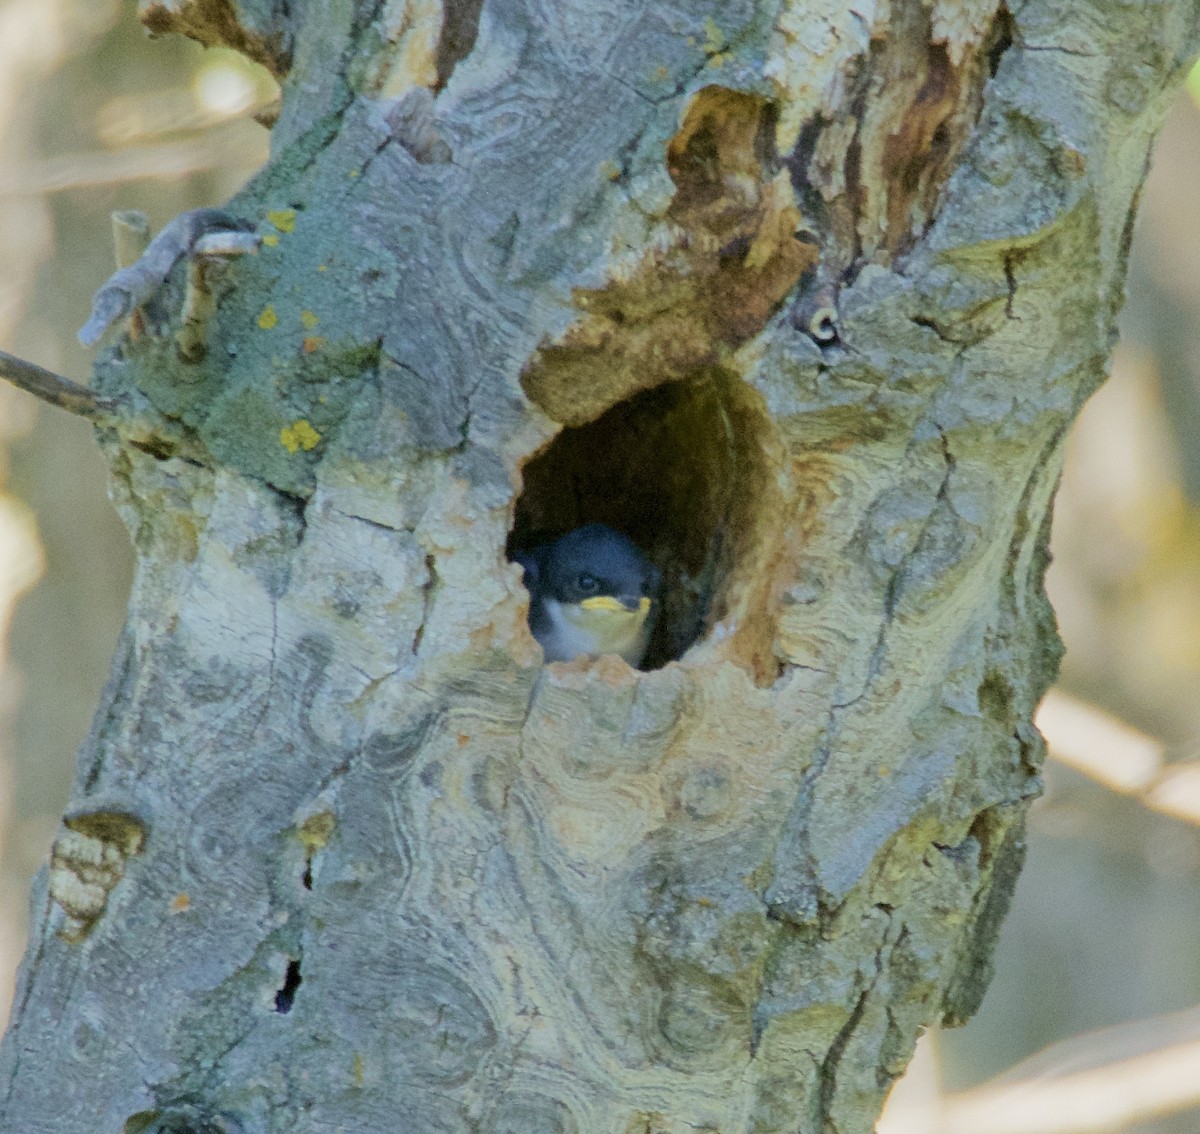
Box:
[3,1,1197,1132]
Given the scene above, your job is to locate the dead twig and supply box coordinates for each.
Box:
[0,350,116,423]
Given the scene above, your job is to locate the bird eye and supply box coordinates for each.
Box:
[577,573,599,594]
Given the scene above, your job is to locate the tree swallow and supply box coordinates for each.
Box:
[515,524,661,667]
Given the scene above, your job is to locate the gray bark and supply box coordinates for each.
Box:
[2,1,1196,1131]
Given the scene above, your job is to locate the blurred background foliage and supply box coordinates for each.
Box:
[1,3,1199,1130]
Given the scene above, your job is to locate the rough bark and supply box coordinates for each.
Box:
[2,1,1196,1132]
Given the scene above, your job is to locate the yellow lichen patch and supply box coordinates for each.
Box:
[623,1116,671,1134]
[743,860,774,894]
[300,310,320,329]
[521,86,817,426]
[702,16,725,55]
[266,208,296,233]
[280,419,321,453]
[170,892,191,914]
[257,305,278,330]
[262,233,280,247]
[297,810,336,852]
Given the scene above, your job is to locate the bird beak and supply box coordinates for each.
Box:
[580,595,651,616]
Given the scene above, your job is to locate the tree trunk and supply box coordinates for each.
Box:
[2,1,1195,1131]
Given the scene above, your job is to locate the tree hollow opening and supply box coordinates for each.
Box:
[509,373,786,679]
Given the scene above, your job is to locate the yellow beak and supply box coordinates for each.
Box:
[580,595,651,616]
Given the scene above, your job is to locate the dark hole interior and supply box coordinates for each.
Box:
[508,373,773,671]
[274,958,303,1014]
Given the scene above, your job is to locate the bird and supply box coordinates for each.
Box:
[514,524,661,667]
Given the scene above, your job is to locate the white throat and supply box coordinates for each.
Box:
[538,598,652,666]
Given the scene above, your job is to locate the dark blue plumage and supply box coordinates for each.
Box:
[516,525,660,665]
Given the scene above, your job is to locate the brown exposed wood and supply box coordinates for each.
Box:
[880,43,963,250]
[521,87,818,427]
[141,0,291,77]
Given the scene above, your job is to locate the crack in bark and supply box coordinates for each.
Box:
[909,314,956,343]
[816,922,891,1129]
[245,601,281,744]
[285,93,357,180]
[1003,250,1020,319]
[412,554,438,655]
[335,511,412,534]
[816,983,872,1130]
[603,72,657,106]
[1023,42,1098,58]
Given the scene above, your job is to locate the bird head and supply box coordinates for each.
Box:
[515,524,661,665]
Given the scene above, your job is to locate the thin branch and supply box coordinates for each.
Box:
[938,1012,1200,1134]
[0,350,116,423]
[0,126,266,197]
[111,210,151,269]
[1036,689,1200,826]
[882,1011,1200,1134]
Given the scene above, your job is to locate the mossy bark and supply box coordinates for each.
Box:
[2,1,1196,1131]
